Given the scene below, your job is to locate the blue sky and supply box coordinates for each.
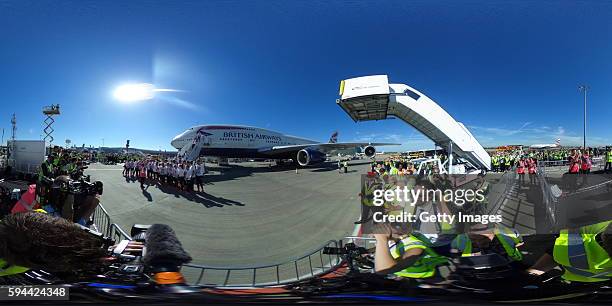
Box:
[1,0,611,151]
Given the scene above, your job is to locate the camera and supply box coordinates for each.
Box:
[59,177,103,196]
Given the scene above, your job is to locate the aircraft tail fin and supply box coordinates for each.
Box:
[556,138,561,146]
[329,131,338,143]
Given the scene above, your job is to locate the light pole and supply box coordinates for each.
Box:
[578,85,589,150]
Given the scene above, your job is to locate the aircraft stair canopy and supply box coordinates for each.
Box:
[178,135,205,162]
[337,75,491,172]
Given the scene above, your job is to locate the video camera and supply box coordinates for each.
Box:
[324,243,372,272]
[58,177,103,196]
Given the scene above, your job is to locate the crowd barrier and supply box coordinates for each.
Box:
[538,157,605,173]
[91,204,131,241]
[182,240,341,287]
[536,163,559,231]
[90,203,343,287]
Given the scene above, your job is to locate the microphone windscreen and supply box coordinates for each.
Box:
[143,224,192,267]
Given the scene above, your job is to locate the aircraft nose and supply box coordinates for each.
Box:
[171,134,182,148]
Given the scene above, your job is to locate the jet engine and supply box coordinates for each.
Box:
[363,145,376,158]
[296,148,326,166]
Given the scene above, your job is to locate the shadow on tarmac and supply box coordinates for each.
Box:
[150,179,245,208]
[141,186,153,202]
[202,162,340,184]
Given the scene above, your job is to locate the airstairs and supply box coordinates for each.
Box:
[337,75,491,173]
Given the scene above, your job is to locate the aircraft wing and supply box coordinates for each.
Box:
[258,142,399,155]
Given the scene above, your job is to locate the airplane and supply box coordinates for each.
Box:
[529,138,561,150]
[170,125,398,166]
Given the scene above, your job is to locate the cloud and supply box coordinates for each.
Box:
[469,122,610,147]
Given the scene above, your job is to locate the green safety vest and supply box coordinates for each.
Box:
[362,181,377,206]
[390,233,449,278]
[451,224,523,261]
[0,259,29,277]
[607,152,612,163]
[38,161,54,181]
[389,166,399,175]
[553,220,612,283]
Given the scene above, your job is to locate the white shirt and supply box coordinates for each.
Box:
[185,167,194,179]
[196,164,205,176]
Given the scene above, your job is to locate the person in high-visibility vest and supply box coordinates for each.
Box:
[605,149,612,173]
[528,220,612,283]
[450,224,523,262]
[389,163,399,175]
[38,155,56,182]
[355,175,383,225]
[374,225,449,279]
[580,152,592,174]
[528,158,537,185]
[491,155,499,172]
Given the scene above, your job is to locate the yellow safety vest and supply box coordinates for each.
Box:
[390,233,449,278]
[451,225,523,261]
[362,180,377,207]
[0,259,29,277]
[553,221,612,282]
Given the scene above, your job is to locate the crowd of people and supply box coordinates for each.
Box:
[123,158,207,192]
[368,157,431,176]
[359,151,612,289]
[38,147,91,181]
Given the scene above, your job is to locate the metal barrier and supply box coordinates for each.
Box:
[538,157,605,173]
[536,162,559,231]
[182,240,342,287]
[108,223,132,241]
[90,202,343,287]
[91,203,131,240]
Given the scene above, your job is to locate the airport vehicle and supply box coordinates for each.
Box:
[6,140,45,176]
[337,75,491,173]
[170,125,397,165]
[530,139,561,150]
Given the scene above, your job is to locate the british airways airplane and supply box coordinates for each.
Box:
[529,138,561,150]
[170,125,398,166]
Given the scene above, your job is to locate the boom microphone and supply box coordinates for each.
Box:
[143,224,192,270]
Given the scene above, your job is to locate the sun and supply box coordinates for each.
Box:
[113,83,155,102]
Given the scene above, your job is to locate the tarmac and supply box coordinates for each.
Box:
[86,160,366,271]
[84,159,574,285]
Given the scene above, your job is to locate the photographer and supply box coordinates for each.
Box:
[51,175,102,225]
